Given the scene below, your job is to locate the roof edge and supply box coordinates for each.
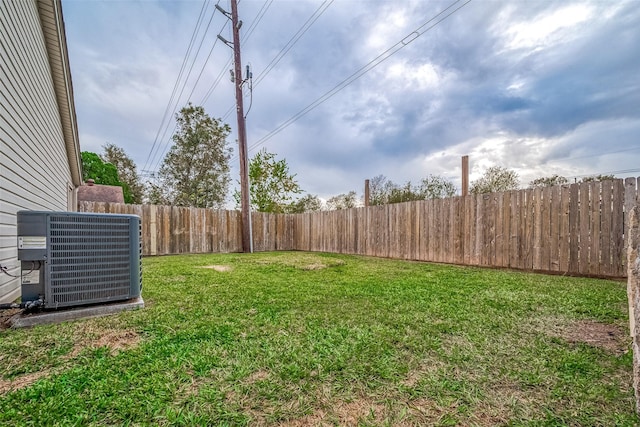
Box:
[38,0,82,187]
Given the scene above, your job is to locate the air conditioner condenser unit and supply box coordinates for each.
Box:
[17,211,142,310]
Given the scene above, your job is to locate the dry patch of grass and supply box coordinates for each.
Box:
[255,253,346,271]
[536,316,629,355]
[65,322,141,358]
[279,397,386,427]
[244,369,270,385]
[198,265,233,272]
[552,319,628,355]
[1,322,141,395]
[0,370,51,395]
[0,309,20,330]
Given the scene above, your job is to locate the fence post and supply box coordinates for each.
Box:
[627,204,640,415]
[364,179,370,207]
[461,155,469,197]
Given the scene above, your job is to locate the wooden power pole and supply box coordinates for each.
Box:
[218,0,252,252]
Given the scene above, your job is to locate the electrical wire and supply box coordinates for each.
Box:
[143,0,209,173]
[200,0,274,112]
[0,261,38,278]
[241,0,274,44]
[235,0,472,161]
[218,0,334,125]
[568,168,640,180]
[253,0,334,87]
[149,3,222,173]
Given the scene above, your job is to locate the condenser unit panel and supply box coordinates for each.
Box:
[17,211,141,309]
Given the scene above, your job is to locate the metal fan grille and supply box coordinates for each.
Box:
[48,215,133,307]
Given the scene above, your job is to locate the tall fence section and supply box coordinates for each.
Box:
[79,177,640,278]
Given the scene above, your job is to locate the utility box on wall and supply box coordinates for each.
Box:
[17,211,142,310]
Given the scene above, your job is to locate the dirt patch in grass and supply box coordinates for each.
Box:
[0,308,21,330]
[255,254,346,271]
[244,369,270,384]
[281,398,386,426]
[301,263,328,271]
[198,265,232,272]
[402,359,447,387]
[549,319,628,355]
[0,370,52,395]
[66,325,141,359]
[1,326,141,395]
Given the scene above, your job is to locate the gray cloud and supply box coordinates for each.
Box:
[63,0,640,201]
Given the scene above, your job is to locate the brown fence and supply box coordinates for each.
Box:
[80,177,640,278]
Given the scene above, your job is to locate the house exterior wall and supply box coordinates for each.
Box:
[0,0,77,303]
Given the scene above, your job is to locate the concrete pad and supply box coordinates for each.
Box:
[9,297,144,329]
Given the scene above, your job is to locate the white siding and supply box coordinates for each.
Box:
[0,0,74,302]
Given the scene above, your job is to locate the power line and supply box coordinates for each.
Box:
[241,0,273,44]
[550,146,640,163]
[568,167,640,180]
[149,2,221,173]
[185,19,230,103]
[217,0,334,124]
[143,0,209,173]
[238,0,472,160]
[199,0,273,113]
[253,0,334,88]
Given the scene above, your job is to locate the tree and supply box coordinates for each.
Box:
[470,166,519,194]
[418,175,457,199]
[237,149,302,213]
[81,151,134,202]
[157,104,231,208]
[369,175,390,206]
[387,181,423,204]
[368,174,456,205]
[326,191,359,210]
[529,174,568,188]
[289,194,323,213]
[101,143,144,203]
[580,174,615,183]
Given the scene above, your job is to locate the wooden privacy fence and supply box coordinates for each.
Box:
[79,177,640,278]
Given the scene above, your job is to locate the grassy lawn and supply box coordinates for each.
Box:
[0,252,635,426]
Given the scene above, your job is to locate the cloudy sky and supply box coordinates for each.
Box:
[62,0,640,203]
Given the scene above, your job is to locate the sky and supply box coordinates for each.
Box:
[62,0,640,204]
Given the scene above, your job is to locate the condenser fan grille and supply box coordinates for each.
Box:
[48,215,133,307]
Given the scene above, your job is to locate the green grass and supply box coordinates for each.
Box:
[0,252,635,426]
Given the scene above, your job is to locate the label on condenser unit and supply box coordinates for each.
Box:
[21,269,40,285]
[18,236,46,250]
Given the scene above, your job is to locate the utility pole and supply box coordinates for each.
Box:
[217,0,252,253]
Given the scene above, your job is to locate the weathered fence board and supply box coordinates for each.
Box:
[79,178,640,278]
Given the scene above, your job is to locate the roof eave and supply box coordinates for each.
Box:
[37,0,82,187]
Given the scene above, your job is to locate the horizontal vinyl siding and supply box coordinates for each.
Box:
[0,0,73,303]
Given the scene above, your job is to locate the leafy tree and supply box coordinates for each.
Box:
[237,149,302,213]
[326,191,359,210]
[387,181,423,204]
[369,175,390,206]
[580,174,615,183]
[289,194,324,213]
[368,174,456,205]
[81,151,135,202]
[145,182,171,206]
[470,166,519,194]
[157,104,231,208]
[529,174,568,188]
[101,143,144,203]
[418,175,457,199]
